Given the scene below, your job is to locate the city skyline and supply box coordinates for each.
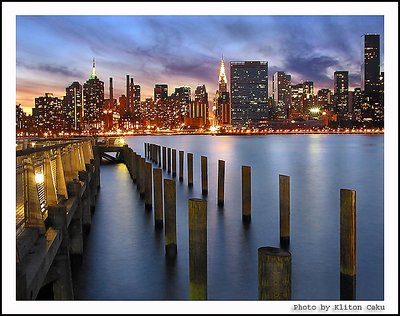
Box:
[16,14,384,114]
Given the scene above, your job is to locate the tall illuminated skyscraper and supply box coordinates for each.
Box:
[83,59,104,131]
[333,71,349,115]
[64,81,83,131]
[230,61,268,128]
[214,56,230,125]
[361,34,382,122]
[272,71,291,120]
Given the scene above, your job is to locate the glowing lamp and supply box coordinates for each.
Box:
[310,107,320,114]
[35,173,44,184]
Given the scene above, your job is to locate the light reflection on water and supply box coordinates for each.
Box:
[74,135,383,300]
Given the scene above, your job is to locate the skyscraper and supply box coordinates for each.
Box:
[230,61,268,128]
[33,93,63,132]
[333,71,349,115]
[302,81,314,117]
[272,71,291,120]
[173,86,191,119]
[83,59,104,131]
[154,84,168,101]
[214,57,230,126]
[64,81,83,131]
[361,34,382,122]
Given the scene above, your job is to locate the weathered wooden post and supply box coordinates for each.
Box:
[172,148,177,177]
[135,154,140,188]
[139,157,146,198]
[144,143,148,159]
[131,150,137,183]
[164,179,177,258]
[242,165,251,222]
[145,162,153,210]
[179,150,184,182]
[217,160,225,207]
[258,246,291,300]
[187,153,193,187]
[167,147,171,173]
[340,189,356,300]
[149,143,152,161]
[279,174,290,249]
[158,145,161,167]
[162,146,167,170]
[188,198,207,300]
[153,168,163,229]
[201,156,208,195]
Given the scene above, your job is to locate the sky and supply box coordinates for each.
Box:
[16,13,384,115]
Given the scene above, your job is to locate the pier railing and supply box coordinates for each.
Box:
[16,139,95,238]
[16,137,100,300]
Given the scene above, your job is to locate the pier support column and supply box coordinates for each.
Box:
[67,181,83,265]
[139,157,146,197]
[201,156,208,195]
[187,153,193,187]
[217,160,225,207]
[340,189,356,300]
[47,205,74,300]
[167,148,171,173]
[78,170,91,233]
[172,149,177,177]
[242,166,251,222]
[145,162,153,211]
[153,168,163,229]
[258,246,291,300]
[279,175,290,249]
[164,179,177,258]
[162,147,166,170]
[158,145,162,167]
[179,150,184,182]
[189,198,207,300]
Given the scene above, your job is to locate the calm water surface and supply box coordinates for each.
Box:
[74,134,384,300]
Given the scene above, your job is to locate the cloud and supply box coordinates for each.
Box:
[18,60,85,78]
[284,55,340,86]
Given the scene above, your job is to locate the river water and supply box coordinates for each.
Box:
[73,134,384,300]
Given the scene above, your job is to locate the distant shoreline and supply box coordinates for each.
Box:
[16,129,384,139]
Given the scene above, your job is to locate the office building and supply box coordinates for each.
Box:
[230,61,268,128]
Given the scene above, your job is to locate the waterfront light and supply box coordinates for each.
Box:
[35,172,44,184]
[310,107,320,114]
[117,137,126,145]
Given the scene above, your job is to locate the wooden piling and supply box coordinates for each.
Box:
[131,151,137,182]
[144,143,148,159]
[167,148,171,173]
[187,153,193,187]
[145,162,153,210]
[164,179,177,258]
[179,150,184,182]
[258,246,291,300]
[242,166,251,222]
[279,175,290,248]
[162,146,166,170]
[139,157,146,197]
[201,156,208,195]
[158,145,161,167]
[340,189,356,300]
[153,168,163,229]
[188,198,207,300]
[172,149,177,177]
[217,160,225,207]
